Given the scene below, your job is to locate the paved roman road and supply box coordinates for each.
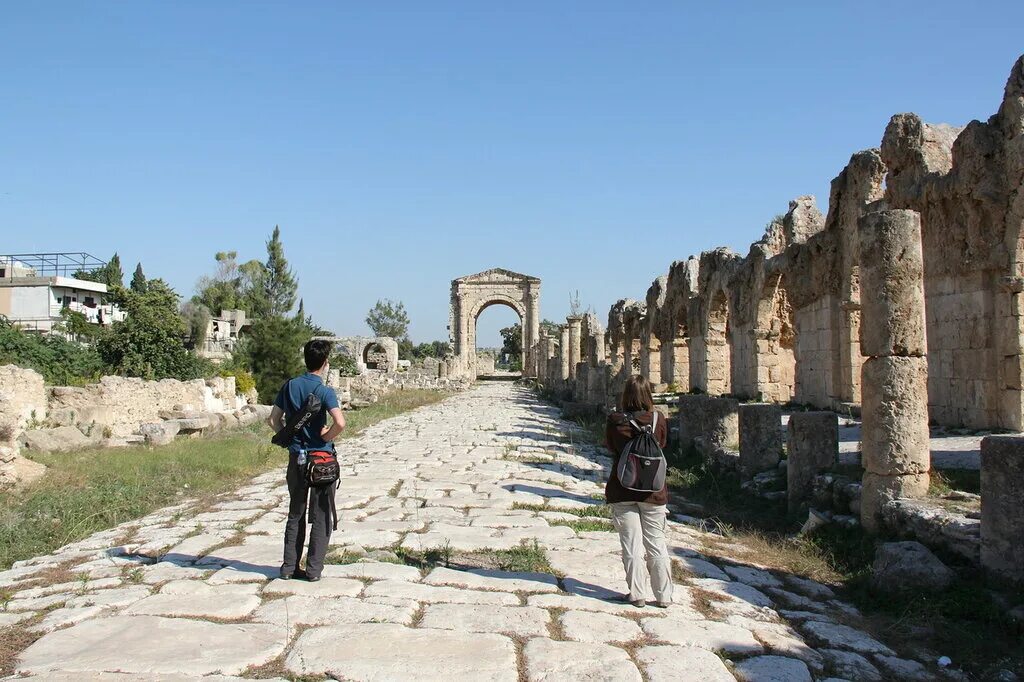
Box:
[3,383,932,681]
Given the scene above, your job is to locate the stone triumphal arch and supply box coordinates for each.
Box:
[449,269,541,379]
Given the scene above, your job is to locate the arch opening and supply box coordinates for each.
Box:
[473,300,525,375]
[707,291,732,394]
[757,273,796,402]
[363,342,387,371]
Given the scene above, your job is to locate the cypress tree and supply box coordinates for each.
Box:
[130,263,148,293]
[262,226,297,317]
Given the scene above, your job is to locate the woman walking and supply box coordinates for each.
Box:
[605,375,673,608]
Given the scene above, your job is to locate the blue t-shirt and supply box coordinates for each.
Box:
[273,373,340,451]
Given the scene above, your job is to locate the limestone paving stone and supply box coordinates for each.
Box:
[801,621,895,656]
[559,609,643,643]
[286,623,518,682]
[820,648,883,681]
[262,576,364,597]
[17,615,286,676]
[423,566,560,593]
[419,603,550,637]
[322,560,424,582]
[523,637,642,682]
[675,556,730,580]
[362,579,521,605]
[733,655,812,682]
[635,645,734,682]
[641,616,764,655]
[126,581,260,619]
[252,594,418,631]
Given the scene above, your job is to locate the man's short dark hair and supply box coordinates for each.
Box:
[304,339,332,372]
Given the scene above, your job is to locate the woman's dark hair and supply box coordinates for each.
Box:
[304,339,333,371]
[620,375,654,413]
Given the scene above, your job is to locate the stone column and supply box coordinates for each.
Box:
[858,209,930,532]
[559,326,571,381]
[980,435,1024,583]
[787,412,838,513]
[566,316,583,379]
[739,404,782,479]
[591,329,607,366]
[640,335,662,386]
[527,290,541,377]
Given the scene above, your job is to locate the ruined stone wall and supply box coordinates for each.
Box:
[0,365,48,435]
[47,375,242,437]
[556,56,1024,432]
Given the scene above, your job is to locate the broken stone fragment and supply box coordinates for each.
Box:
[871,541,955,595]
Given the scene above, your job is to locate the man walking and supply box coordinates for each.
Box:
[267,339,345,581]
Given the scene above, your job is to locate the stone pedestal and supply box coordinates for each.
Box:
[739,403,783,478]
[787,412,838,513]
[981,435,1024,583]
[676,394,710,458]
[702,397,739,452]
[858,209,930,531]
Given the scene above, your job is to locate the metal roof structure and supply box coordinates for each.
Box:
[0,252,107,278]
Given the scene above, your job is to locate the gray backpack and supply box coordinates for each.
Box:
[615,411,667,493]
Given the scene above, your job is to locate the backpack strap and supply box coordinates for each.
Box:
[651,411,658,431]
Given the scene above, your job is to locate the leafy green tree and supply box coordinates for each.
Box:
[262,226,297,317]
[105,253,123,288]
[98,280,210,380]
[330,350,359,377]
[248,315,311,402]
[57,308,108,344]
[180,301,211,348]
[410,341,451,359]
[73,252,123,288]
[130,263,147,293]
[499,324,523,359]
[0,316,104,386]
[366,299,410,339]
[499,320,559,359]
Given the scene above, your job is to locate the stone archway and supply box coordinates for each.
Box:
[449,269,541,379]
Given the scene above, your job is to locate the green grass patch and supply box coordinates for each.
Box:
[549,518,614,533]
[1,389,454,570]
[486,540,554,573]
[0,425,277,570]
[511,502,612,519]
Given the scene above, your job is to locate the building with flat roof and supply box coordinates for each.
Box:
[0,253,126,333]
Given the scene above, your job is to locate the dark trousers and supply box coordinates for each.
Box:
[281,454,333,578]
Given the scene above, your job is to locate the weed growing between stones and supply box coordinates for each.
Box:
[511,502,612,519]
[548,518,614,533]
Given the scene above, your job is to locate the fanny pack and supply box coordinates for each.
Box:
[305,449,340,530]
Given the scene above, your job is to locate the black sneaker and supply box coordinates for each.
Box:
[306,575,321,583]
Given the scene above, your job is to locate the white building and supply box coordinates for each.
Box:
[197,309,251,361]
[0,255,126,334]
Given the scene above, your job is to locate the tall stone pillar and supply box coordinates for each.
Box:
[566,316,583,379]
[640,334,662,386]
[537,329,549,383]
[858,209,930,532]
[527,291,541,377]
[591,329,607,366]
[559,325,571,381]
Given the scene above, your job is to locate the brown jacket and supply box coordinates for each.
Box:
[604,409,669,505]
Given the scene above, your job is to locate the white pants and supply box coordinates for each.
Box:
[610,502,674,603]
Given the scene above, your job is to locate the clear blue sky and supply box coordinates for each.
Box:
[2,3,1021,348]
